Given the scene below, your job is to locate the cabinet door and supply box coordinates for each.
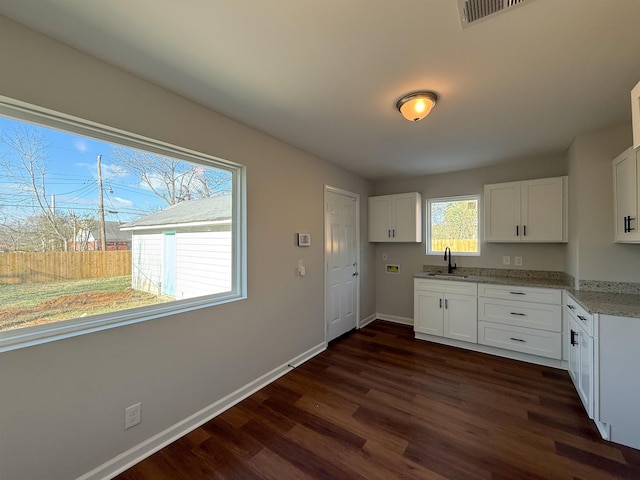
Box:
[414,290,443,336]
[392,192,421,242]
[444,293,478,343]
[567,316,580,386]
[632,80,640,150]
[613,148,640,242]
[484,182,520,242]
[521,177,567,242]
[577,326,593,418]
[368,195,393,242]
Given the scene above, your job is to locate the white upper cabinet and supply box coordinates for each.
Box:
[368,192,422,242]
[612,147,640,243]
[631,80,640,150]
[484,176,568,243]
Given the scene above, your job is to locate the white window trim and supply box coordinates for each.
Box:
[0,96,247,353]
[426,194,481,257]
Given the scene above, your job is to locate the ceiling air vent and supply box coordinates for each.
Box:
[458,0,536,28]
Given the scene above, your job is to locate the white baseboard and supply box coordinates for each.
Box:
[375,313,414,326]
[77,342,326,480]
[358,313,377,329]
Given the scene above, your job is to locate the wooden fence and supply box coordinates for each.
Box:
[431,239,478,253]
[0,251,132,284]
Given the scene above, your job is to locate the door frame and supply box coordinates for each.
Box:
[324,185,360,344]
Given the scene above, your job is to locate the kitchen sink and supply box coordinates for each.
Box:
[423,272,469,279]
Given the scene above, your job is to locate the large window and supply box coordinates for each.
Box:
[427,195,480,256]
[0,97,246,352]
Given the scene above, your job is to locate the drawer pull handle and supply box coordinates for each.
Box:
[510,337,526,342]
[567,304,576,310]
[577,315,587,322]
[510,312,527,316]
[509,291,526,295]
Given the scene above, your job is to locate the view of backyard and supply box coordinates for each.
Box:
[0,111,234,335]
[0,276,169,331]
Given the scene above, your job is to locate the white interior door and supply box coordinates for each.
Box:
[325,188,359,342]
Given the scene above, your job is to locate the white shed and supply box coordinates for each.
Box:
[120,196,232,299]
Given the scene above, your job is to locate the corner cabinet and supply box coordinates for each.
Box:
[484,176,568,243]
[612,147,640,243]
[414,279,478,343]
[368,192,422,242]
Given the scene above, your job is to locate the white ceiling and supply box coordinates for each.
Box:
[1,1,640,180]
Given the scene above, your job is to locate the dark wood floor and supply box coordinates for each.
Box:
[115,321,640,480]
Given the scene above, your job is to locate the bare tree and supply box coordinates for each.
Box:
[0,126,70,250]
[110,147,231,207]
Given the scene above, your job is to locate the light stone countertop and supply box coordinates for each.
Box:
[565,290,640,319]
[414,270,640,319]
[413,271,568,290]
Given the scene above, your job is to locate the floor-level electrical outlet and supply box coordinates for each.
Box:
[125,403,141,429]
[503,256,511,266]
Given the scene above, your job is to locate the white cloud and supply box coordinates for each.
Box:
[73,139,88,153]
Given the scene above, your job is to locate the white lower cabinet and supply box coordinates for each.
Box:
[565,293,594,418]
[478,284,562,359]
[414,279,478,343]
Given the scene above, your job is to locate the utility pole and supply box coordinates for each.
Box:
[97,154,106,251]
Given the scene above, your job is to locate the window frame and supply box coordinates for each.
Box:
[426,194,481,257]
[0,96,247,353]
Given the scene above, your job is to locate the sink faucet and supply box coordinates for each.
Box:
[444,246,457,274]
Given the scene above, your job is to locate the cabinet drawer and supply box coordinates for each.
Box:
[477,283,561,305]
[414,279,477,296]
[478,321,562,359]
[564,293,593,337]
[478,297,561,332]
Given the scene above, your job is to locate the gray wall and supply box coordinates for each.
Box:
[0,17,375,480]
[373,155,568,319]
[567,123,637,284]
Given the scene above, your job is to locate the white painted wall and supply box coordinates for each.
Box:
[131,233,163,294]
[566,123,638,284]
[175,230,232,298]
[372,156,569,319]
[0,17,375,480]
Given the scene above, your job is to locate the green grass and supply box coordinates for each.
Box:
[0,276,132,309]
[0,276,168,331]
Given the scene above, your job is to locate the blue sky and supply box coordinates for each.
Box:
[0,115,176,223]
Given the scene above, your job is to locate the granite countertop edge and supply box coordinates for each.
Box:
[414,272,640,319]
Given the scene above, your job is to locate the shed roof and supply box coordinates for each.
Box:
[121,195,232,230]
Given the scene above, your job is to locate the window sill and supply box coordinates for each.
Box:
[0,293,246,353]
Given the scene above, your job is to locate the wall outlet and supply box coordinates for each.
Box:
[125,403,141,429]
[514,256,523,266]
[502,256,511,266]
[382,253,388,261]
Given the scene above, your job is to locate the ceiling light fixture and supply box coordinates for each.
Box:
[396,91,438,122]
